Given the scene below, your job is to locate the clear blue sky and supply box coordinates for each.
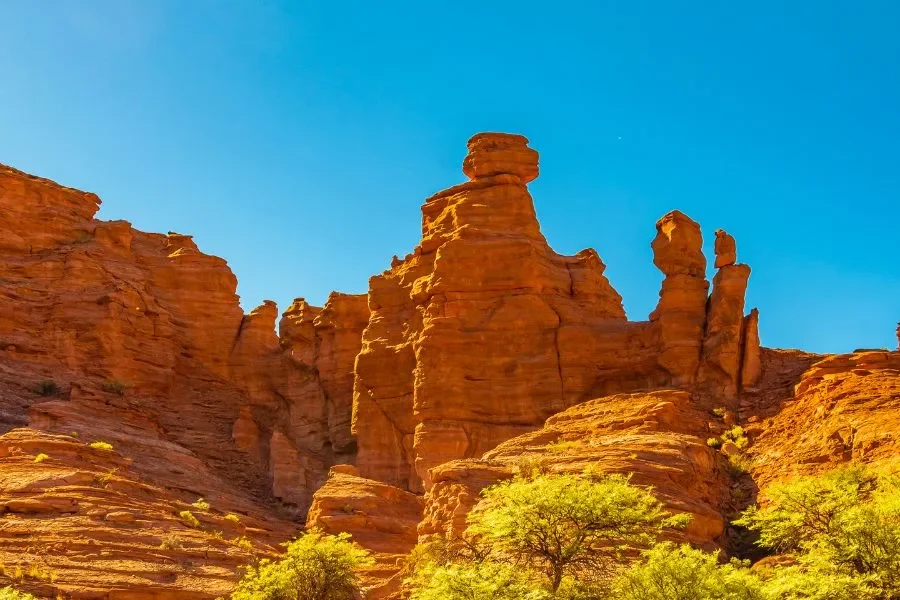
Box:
[1,1,898,353]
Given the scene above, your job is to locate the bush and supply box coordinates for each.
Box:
[33,380,59,396]
[612,543,766,600]
[159,533,183,550]
[180,510,200,528]
[225,513,241,524]
[232,536,254,552]
[409,560,549,600]
[464,472,688,591]
[0,587,38,600]
[101,379,127,395]
[192,497,211,511]
[735,464,900,598]
[230,529,372,600]
[33,453,49,463]
[89,441,114,451]
[708,437,723,449]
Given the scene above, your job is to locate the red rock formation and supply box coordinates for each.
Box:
[352,135,759,493]
[419,389,727,548]
[307,465,424,598]
[0,428,292,599]
[740,308,762,389]
[649,211,709,386]
[698,230,752,403]
[748,351,900,490]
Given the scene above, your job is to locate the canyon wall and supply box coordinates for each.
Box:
[0,164,362,519]
[3,134,896,599]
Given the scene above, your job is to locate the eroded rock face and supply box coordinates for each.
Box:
[419,389,727,548]
[0,428,294,599]
[649,211,709,386]
[351,136,759,493]
[0,163,368,523]
[307,466,424,599]
[749,351,900,491]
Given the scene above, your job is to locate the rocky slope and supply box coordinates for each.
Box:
[0,136,897,598]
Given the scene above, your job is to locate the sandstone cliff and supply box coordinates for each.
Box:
[0,134,896,599]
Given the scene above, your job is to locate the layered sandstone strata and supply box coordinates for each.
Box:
[0,163,363,521]
[418,389,728,548]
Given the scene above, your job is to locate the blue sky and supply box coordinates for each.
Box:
[1,1,898,353]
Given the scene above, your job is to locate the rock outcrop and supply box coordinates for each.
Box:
[307,465,424,599]
[0,428,292,599]
[351,134,759,493]
[419,389,727,548]
[3,134,895,599]
[0,163,363,524]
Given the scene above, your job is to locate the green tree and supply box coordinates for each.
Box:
[230,529,372,600]
[736,464,900,599]
[464,472,688,591]
[734,464,876,552]
[612,543,766,600]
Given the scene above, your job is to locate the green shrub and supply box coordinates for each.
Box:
[33,453,49,464]
[192,497,210,511]
[224,513,241,524]
[0,587,38,599]
[230,529,372,600]
[612,543,766,600]
[180,510,200,528]
[409,560,549,600]
[33,380,59,396]
[726,454,753,478]
[735,464,900,597]
[516,454,551,479]
[89,440,114,451]
[159,533,183,550]
[708,437,723,449]
[101,379,127,395]
[232,536,254,552]
[465,472,688,592]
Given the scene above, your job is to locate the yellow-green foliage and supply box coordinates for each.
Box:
[191,497,210,511]
[735,464,900,598]
[231,536,254,552]
[707,437,723,449]
[89,440,114,451]
[515,454,550,479]
[230,529,372,600]
[409,560,549,600]
[224,513,241,524]
[180,510,200,528]
[33,453,49,463]
[722,425,750,449]
[159,533,183,550]
[408,472,688,596]
[612,543,766,600]
[101,379,127,395]
[0,587,38,600]
[545,439,581,453]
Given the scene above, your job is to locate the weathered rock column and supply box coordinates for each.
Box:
[698,230,751,401]
[649,211,709,385]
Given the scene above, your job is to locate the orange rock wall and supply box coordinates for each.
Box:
[351,134,760,492]
[0,164,363,522]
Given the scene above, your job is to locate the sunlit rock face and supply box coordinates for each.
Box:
[350,134,759,492]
